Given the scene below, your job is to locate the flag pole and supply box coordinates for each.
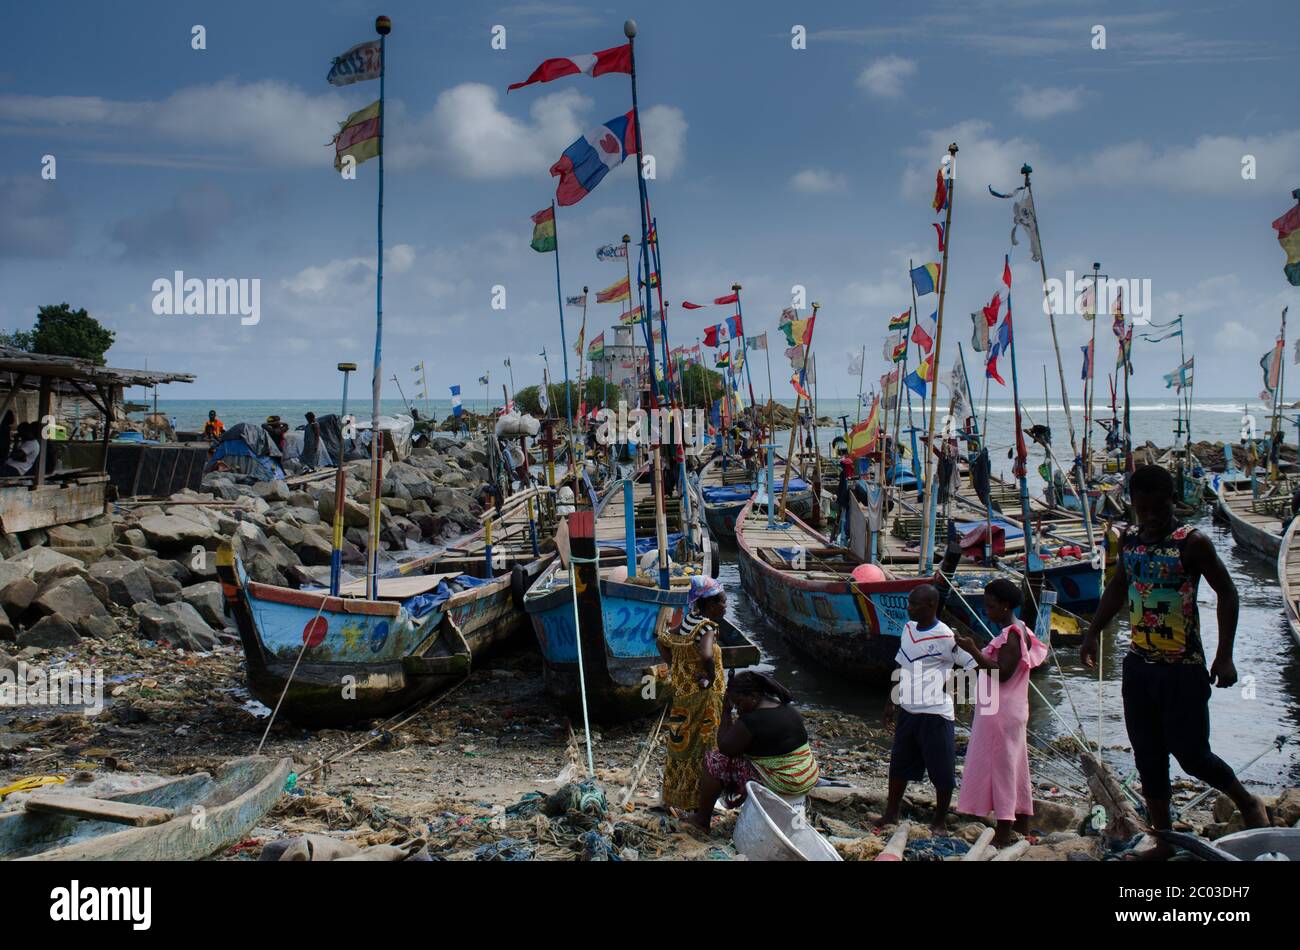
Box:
[365,14,392,600]
[920,144,958,575]
[780,302,819,519]
[1022,164,1094,551]
[734,284,761,439]
[551,200,576,475]
[625,18,669,589]
[1084,261,1101,482]
[765,336,775,441]
[855,344,866,426]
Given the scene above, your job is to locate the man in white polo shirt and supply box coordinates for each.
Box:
[880,583,977,833]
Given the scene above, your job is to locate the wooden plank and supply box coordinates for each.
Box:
[25,792,176,827]
[337,572,464,598]
[0,481,107,534]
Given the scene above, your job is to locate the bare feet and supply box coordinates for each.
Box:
[1240,796,1270,829]
[991,832,1014,848]
[929,819,949,835]
[1123,835,1175,861]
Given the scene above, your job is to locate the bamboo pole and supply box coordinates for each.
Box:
[919,144,958,574]
[779,302,819,519]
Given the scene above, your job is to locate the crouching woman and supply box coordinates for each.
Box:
[686,671,820,832]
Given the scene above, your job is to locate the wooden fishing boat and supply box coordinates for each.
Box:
[1278,516,1300,648]
[734,497,931,683]
[217,485,557,726]
[0,756,290,861]
[698,454,813,543]
[524,481,755,720]
[1215,476,1290,561]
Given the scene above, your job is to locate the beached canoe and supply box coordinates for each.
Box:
[217,542,551,726]
[734,497,932,683]
[524,502,758,721]
[1215,477,1289,562]
[0,756,290,861]
[1278,516,1300,649]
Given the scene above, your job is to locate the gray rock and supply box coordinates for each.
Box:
[5,547,86,589]
[31,576,115,636]
[18,613,81,648]
[0,572,38,617]
[137,512,215,551]
[317,492,369,528]
[88,559,156,608]
[181,580,225,628]
[133,601,218,651]
[253,479,290,502]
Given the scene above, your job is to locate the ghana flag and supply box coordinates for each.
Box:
[1273,200,1300,286]
[529,207,556,252]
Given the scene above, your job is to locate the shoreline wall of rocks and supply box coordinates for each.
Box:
[0,437,489,657]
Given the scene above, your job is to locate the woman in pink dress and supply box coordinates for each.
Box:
[954,578,1049,847]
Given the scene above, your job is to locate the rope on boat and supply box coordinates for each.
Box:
[256,595,332,756]
[567,546,601,778]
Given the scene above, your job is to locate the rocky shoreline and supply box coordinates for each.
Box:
[0,437,490,655]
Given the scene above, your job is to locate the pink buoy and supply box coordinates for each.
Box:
[851,563,886,584]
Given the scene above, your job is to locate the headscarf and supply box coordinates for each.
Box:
[687,575,724,607]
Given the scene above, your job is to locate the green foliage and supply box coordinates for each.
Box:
[30,303,115,364]
[0,329,33,351]
[677,363,725,410]
[511,378,622,418]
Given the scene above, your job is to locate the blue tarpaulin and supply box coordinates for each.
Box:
[702,478,808,505]
[596,533,684,556]
[401,573,493,618]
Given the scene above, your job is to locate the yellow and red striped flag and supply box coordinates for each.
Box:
[332,100,381,171]
[596,276,630,303]
[846,398,881,459]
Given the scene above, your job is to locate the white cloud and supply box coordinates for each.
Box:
[283,243,417,297]
[1012,85,1085,119]
[790,168,848,193]
[857,56,917,99]
[0,81,688,181]
[901,119,1042,199]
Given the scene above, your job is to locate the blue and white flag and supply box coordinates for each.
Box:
[450,385,463,416]
[596,243,627,262]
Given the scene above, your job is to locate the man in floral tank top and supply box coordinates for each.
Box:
[1083,466,1269,856]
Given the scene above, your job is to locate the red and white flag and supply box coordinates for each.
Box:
[508,44,632,91]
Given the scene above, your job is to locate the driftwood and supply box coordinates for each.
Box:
[962,826,997,861]
[1080,751,1145,840]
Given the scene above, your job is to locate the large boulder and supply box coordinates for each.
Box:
[294,527,335,567]
[47,521,115,549]
[88,560,156,608]
[132,602,218,652]
[5,547,86,589]
[181,581,225,628]
[136,512,215,551]
[17,613,81,649]
[0,564,39,617]
[253,479,290,502]
[30,576,116,638]
[317,492,369,529]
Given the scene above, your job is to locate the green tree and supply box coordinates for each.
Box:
[30,303,115,364]
[0,329,33,351]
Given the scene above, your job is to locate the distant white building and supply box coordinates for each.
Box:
[589,325,649,404]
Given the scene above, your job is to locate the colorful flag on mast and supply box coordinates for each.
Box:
[588,332,605,361]
[912,310,937,352]
[888,310,911,331]
[780,315,815,347]
[549,110,637,207]
[846,398,881,459]
[596,276,630,303]
[327,40,383,86]
[932,166,948,212]
[1080,341,1094,381]
[1273,201,1300,286]
[910,263,941,296]
[529,207,556,252]
[747,333,768,351]
[565,294,587,308]
[332,100,381,170]
[507,44,632,92]
[1261,338,1284,394]
[596,243,627,262]
[1163,357,1194,392]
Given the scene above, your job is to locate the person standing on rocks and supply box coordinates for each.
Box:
[1082,464,1270,858]
[202,409,224,444]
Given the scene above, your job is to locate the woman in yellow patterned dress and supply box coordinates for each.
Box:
[658,576,726,813]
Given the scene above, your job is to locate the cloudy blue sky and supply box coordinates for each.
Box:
[1,0,1297,402]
